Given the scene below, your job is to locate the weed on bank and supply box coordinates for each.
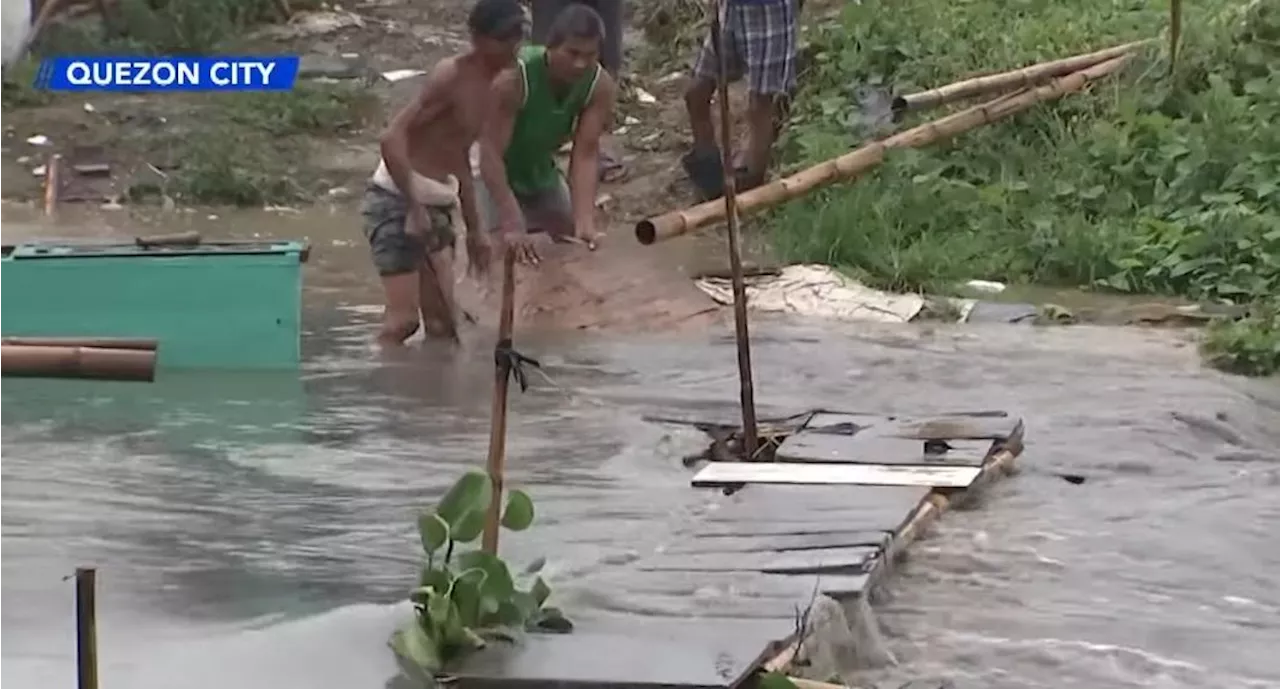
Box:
[772,0,1278,375]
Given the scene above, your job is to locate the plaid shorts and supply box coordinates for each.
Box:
[692,0,799,96]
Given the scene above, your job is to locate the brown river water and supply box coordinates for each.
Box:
[3,204,1279,689]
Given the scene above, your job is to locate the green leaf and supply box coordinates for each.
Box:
[388,622,442,676]
[500,490,535,531]
[493,600,525,625]
[458,550,516,599]
[511,591,539,620]
[437,471,493,529]
[529,576,552,607]
[451,576,484,627]
[426,590,451,630]
[417,511,450,555]
[757,671,800,689]
[417,566,451,594]
[451,507,488,543]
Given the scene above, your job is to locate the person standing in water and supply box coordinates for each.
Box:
[529,0,627,182]
[361,0,526,346]
[477,3,617,264]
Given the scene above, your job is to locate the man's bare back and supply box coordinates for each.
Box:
[359,0,527,347]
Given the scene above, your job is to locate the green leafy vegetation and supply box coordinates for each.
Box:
[772,0,1279,375]
[389,471,572,685]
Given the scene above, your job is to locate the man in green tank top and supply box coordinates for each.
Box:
[477,3,617,264]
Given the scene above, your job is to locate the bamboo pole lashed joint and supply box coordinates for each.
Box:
[1,344,157,381]
[635,53,1135,245]
[708,0,760,461]
[891,39,1150,114]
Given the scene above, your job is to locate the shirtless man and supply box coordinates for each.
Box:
[361,0,527,346]
[477,3,617,264]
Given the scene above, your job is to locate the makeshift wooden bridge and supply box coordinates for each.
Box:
[449,409,1025,689]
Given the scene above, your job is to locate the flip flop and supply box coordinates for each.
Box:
[598,150,629,183]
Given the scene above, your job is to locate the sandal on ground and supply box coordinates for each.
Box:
[598,150,629,183]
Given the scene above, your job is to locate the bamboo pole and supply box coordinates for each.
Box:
[635,54,1133,245]
[74,567,99,689]
[135,231,202,248]
[1,344,157,381]
[706,0,760,460]
[2,337,157,351]
[43,153,62,216]
[481,246,518,555]
[892,39,1150,114]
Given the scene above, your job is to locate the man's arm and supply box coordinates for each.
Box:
[380,60,457,208]
[456,147,482,236]
[568,69,617,244]
[478,67,526,236]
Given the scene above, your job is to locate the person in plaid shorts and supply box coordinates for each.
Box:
[682,0,799,197]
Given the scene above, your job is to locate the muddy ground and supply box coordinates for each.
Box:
[0,0,729,232]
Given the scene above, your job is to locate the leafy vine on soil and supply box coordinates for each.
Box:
[389,471,572,686]
[772,0,1279,375]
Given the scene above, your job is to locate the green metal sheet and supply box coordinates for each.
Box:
[1,240,306,370]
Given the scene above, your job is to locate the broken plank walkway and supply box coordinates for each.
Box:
[449,410,1026,689]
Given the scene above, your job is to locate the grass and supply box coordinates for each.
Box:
[3,0,373,207]
[769,0,1280,376]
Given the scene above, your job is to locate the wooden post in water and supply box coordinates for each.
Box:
[43,153,62,217]
[481,247,518,554]
[709,0,760,459]
[74,567,99,689]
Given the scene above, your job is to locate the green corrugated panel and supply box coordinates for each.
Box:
[1,240,307,370]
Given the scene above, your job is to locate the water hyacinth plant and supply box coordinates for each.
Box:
[389,470,572,685]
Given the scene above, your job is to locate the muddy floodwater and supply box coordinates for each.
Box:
[3,205,1280,689]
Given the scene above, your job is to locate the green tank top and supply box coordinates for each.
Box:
[504,45,601,196]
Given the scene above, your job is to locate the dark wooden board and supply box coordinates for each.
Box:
[662,530,891,554]
[592,570,870,599]
[691,522,893,539]
[639,546,881,575]
[777,414,995,467]
[700,484,932,536]
[449,616,793,689]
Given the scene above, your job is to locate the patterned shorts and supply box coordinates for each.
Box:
[360,183,456,276]
[692,0,799,96]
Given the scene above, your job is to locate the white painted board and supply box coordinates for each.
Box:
[691,461,981,489]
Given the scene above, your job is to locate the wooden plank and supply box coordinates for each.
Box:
[692,521,893,539]
[700,485,932,535]
[888,414,1023,440]
[639,546,881,574]
[692,462,981,489]
[448,616,792,689]
[601,570,869,599]
[663,530,891,554]
[776,430,991,467]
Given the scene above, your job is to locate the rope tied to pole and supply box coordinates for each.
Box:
[493,338,541,393]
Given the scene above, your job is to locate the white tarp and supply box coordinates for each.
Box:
[2,0,33,68]
[694,264,926,324]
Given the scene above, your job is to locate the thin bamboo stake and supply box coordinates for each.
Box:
[75,567,99,689]
[709,0,759,460]
[1,344,157,381]
[635,54,1133,245]
[892,39,1150,114]
[43,153,62,216]
[481,246,518,555]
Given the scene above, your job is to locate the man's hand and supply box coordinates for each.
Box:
[465,231,493,280]
[504,232,543,266]
[573,224,602,251]
[405,205,431,241]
